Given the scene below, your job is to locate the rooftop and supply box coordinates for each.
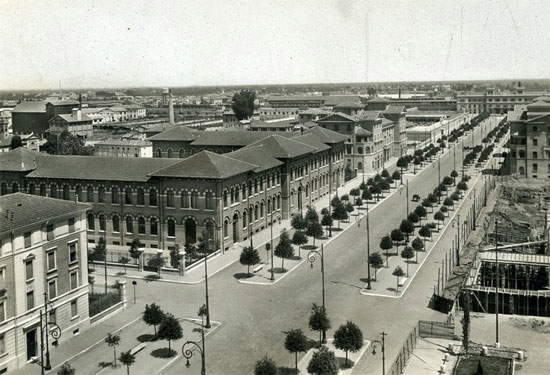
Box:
[12,101,47,113]
[54,113,93,123]
[95,139,152,147]
[0,193,90,234]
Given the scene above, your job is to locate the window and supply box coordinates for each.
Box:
[87,214,95,230]
[48,279,57,299]
[25,259,34,281]
[86,186,94,202]
[191,192,199,208]
[112,186,119,204]
[68,217,75,232]
[46,224,54,241]
[28,183,35,195]
[98,186,105,203]
[224,220,229,238]
[125,189,132,204]
[24,231,31,248]
[49,184,56,198]
[70,271,78,290]
[126,217,134,233]
[47,250,56,271]
[71,300,78,317]
[533,138,538,146]
[69,242,78,263]
[137,188,145,205]
[166,190,174,207]
[26,291,34,310]
[75,186,82,202]
[49,308,56,324]
[533,152,538,159]
[223,191,228,207]
[112,215,120,232]
[138,217,146,234]
[149,189,157,206]
[40,184,46,196]
[155,149,162,157]
[0,302,5,323]
[167,219,176,237]
[99,215,106,232]
[205,192,213,209]
[533,163,538,172]
[150,218,158,235]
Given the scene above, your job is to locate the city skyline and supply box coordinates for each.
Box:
[1,0,549,90]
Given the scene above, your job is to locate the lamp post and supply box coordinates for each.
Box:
[204,238,211,329]
[32,309,61,374]
[270,210,274,281]
[131,280,137,304]
[399,180,409,217]
[364,200,372,289]
[371,331,387,375]
[156,248,163,279]
[182,326,206,375]
[494,219,500,348]
[307,244,326,343]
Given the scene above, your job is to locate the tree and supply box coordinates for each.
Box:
[309,303,330,346]
[440,205,448,215]
[321,214,333,237]
[443,176,454,186]
[411,237,424,262]
[400,246,415,277]
[334,321,364,367]
[88,275,95,297]
[345,201,354,214]
[307,346,338,375]
[291,214,307,231]
[292,230,308,258]
[43,130,94,155]
[275,229,294,270]
[450,170,459,185]
[379,235,393,267]
[119,350,136,375]
[284,329,308,372]
[451,192,461,201]
[407,212,420,226]
[434,211,445,229]
[147,254,165,278]
[392,170,401,181]
[254,356,277,375]
[349,188,360,197]
[90,236,106,262]
[128,238,143,265]
[390,229,405,253]
[444,197,454,209]
[355,197,363,207]
[321,207,329,216]
[157,313,183,352]
[305,207,320,224]
[370,184,382,200]
[143,303,165,336]
[414,205,427,224]
[462,291,471,353]
[240,246,260,275]
[105,333,121,367]
[332,202,348,228]
[361,189,372,201]
[392,266,405,292]
[396,157,408,171]
[169,245,183,270]
[231,89,256,120]
[119,256,129,274]
[368,252,384,281]
[457,181,468,191]
[381,169,390,178]
[10,135,23,150]
[422,198,433,213]
[307,221,324,247]
[399,219,414,242]
[57,362,75,375]
[330,195,341,208]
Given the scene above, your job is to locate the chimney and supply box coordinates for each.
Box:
[73,108,82,121]
[168,89,175,126]
[78,93,82,110]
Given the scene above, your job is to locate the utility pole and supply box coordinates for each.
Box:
[495,219,500,348]
[366,200,372,289]
[456,214,461,266]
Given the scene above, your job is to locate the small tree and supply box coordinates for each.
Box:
[321,214,333,237]
[128,238,143,265]
[443,176,454,186]
[305,207,320,224]
[255,356,277,375]
[379,235,393,267]
[407,212,420,226]
[157,313,183,353]
[355,197,363,207]
[321,207,329,216]
[306,221,324,247]
[334,321,364,367]
[392,170,401,181]
[444,197,454,210]
[90,236,107,262]
[450,170,459,185]
[440,205,448,215]
[119,350,136,375]
[57,362,75,375]
[381,169,390,178]
[309,303,330,346]
[119,256,130,274]
[451,192,460,201]
[419,225,432,242]
[368,252,384,281]
[422,198,433,213]
[10,135,23,149]
[392,266,405,292]
[332,202,348,228]
[292,230,308,258]
[105,333,121,367]
[291,214,307,231]
[330,195,341,208]
[369,184,381,200]
[391,229,405,253]
[143,303,165,336]
[284,329,308,372]
[345,201,354,215]
[361,189,372,201]
[169,245,183,270]
[434,211,445,229]
[400,246,415,277]
[457,181,468,191]
[411,237,424,262]
[414,205,427,224]
[275,229,294,270]
[307,346,338,375]
[147,254,165,278]
[240,246,260,276]
[349,188,360,198]
[399,219,414,242]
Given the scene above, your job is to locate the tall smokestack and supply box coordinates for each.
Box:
[168,89,175,126]
[78,93,82,110]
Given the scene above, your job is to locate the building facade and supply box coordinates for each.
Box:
[94,139,152,158]
[457,85,546,114]
[49,110,93,138]
[0,193,90,372]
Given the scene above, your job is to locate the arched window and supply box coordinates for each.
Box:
[112,215,120,232]
[0,183,6,195]
[125,188,132,205]
[179,149,185,158]
[243,211,248,228]
[112,186,119,204]
[267,199,271,213]
[11,182,19,193]
[155,149,162,157]
[254,205,259,220]
[49,184,57,198]
[137,188,144,205]
[260,202,264,218]
[87,186,94,202]
[99,215,106,231]
[205,192,213,209]
[150,218,158,235]
[358,146,363,154]
[62,185,69,200]
[167,219,176,237]
[277,195,281,209]
[126,217,134,233]
[223,191,228,207]
[87,213,95,230]
[224,220,229,238]
[98,186,105,203]
[181,190,189,208]
[191,192,199,208]
[28,183,35,195]
[149,189,157,206]
[167,149,173,158]
[40,183,46,196]
[166,190,174,207]
[75,186,82,201]
[138,217,146,234]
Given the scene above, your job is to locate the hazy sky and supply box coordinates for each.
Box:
[0,0,548,90]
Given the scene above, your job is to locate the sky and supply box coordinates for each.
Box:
[0,0,548,90]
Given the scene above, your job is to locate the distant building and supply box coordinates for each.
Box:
[0,109,12,139]
[0,193,90,373]
[12,100,80,135]
[266,95,363,109]
[94,139,152,158]
[0,133,41,153]
[249,119,296,132]
[457,83,546,114]
[406,112,470,143]
[297,108,331,123]
[257,107,299,120]
[49,109,93,138]
[367,96,457,111]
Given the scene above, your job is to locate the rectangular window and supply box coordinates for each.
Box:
[24,232,31,248]
[69,242,78,263]
[48,279,57,299]
[68,218,75,232]
[46,224,54,241]
[47,250,56,271]
[0,334,4,355]
[25,260,33,281]
[205,192,213,209]
[533,152,538,159]
[0,302,5,322]
[26,291,34,310]
[49,309,56,324]
[70,271,78,290]
[71,300,78,317]
[533,163,538,172]
[0,266,4,280]
[533,138,538,146]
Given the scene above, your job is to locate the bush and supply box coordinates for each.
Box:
[89,291,121,317]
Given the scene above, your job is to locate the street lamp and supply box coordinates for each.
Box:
[32,309,61,374]
[494,219,500,348]
[370,331,387,375]
[182,326,206,375]
[362,200,372,289]
[307,244,326,343]
[131,280,137,304]
[270,210,274,281]
[399,180,410,217]
[203,238,212,329]
[156,248,164,279]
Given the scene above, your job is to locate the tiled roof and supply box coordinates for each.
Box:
[250,120,295,128]
[367,97,389,103]
[317,112,357,123]
[355,126,372,136]
[0,148,40,171]
[26,154,179,182]
[12,101,47,113]
[55,113,93,123]
[384,105,405,114]
[244,134,316,159]
[227,145,284,172]
[150,150,257,179]
[381,118,394,128]
[322,95,362,107]
[148,126,199,142]
[527,100,550,108]
[0,193,90,234]
[334,102,365,109]
[47,100,79,106]
[190,131,284,146]
[304,126,348,143]
[292,132,331,152]
[355,110,381,121]
[95,139,151,147]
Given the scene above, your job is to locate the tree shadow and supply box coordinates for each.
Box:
[233,272,254,280]
[116,271,126,276]
[302,245,318,250]
[272,267,287,274]
[98,361,112,369]
[337,357,355,369]
[290,255,302,261]
[331,227,343,232]
[144,274,160,282]
[387,287,397,292]
[359,277,373,283]
[151,348,176,358]
[137,334,156,343]
[278,367,298,375]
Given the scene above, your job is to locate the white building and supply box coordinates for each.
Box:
[94,139,153,158]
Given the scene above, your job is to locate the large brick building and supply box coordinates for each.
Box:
[0,127,346,259]
[11,100,80,135]
[0,193,90,372]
